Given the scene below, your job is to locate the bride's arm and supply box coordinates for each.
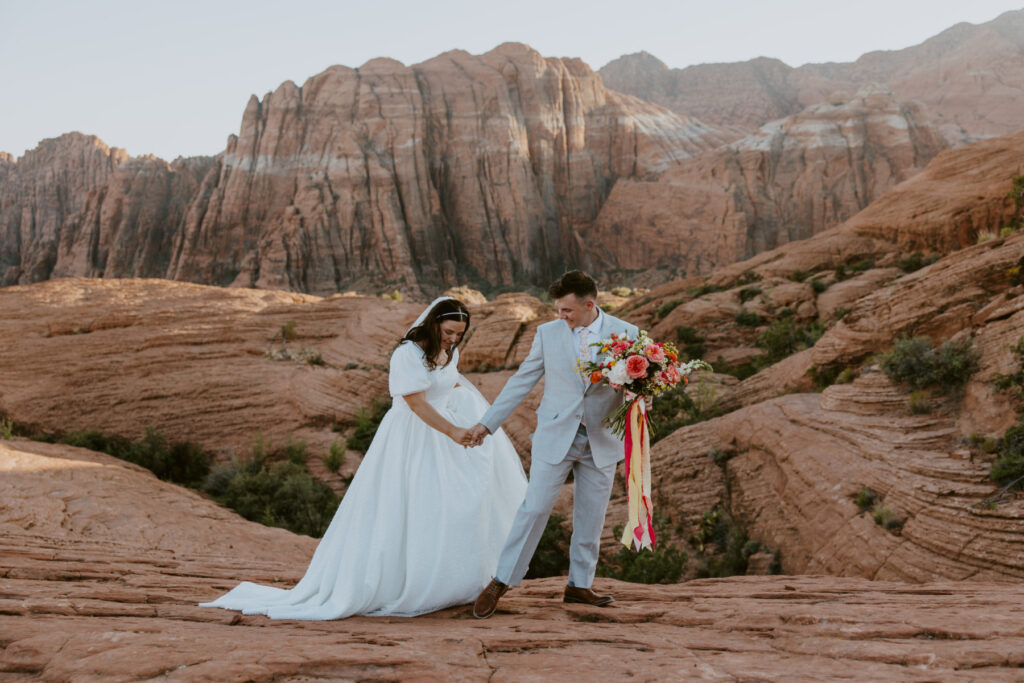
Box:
[403,391,471,445]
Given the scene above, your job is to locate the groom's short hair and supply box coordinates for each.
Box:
[549,270,598,300]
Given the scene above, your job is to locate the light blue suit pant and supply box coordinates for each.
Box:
[494,424,617,588]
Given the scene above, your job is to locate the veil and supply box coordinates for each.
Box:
[406,295,492,407]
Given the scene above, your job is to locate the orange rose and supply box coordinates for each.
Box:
[590,371,604,384]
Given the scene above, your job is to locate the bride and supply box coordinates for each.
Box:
[200,297,528,619]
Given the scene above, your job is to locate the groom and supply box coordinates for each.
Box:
[467,270,638,618]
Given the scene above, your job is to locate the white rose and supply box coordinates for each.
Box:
[607,360,630,385]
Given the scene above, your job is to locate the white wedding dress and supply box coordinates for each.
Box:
[200,341,527,619]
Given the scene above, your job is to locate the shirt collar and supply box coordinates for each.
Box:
[577,307,604,336]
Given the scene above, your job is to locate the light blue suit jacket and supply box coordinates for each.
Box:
[480,311,639,469]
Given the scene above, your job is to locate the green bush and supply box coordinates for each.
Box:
[306,353,324,366]
[610,286,633,297]
[598,512,687,584]
[674,326,706,361]
[738,287,762,303]
[346,399,393,452]
[855,487,879,512]
[691,508,763,578]
[0,415,12,440]
[898,252,938,273]
[688,282,725,298]
[850,258,875,272]
[656,299,684,319]
[810,278,829,294]
[734,311,763,327]
[737,270,762,286]
[755,319,825,364]
[908,390,932,414]
[990,417,1024,487]
[648,382,719,443]
[789,270,811,283]
[879,336,979,393]
[281,320,298,341]
[60,427,211,487]
[324,439,345,473]
[994,338,1024,402]
[525,513,570,579]
[871,505,903,531]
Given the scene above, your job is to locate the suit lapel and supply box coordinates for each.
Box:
[584,310,614,395]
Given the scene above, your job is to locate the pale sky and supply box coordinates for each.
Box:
[2,0,1021,161]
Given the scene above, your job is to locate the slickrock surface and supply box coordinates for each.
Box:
[601,9,1024,144]
[0,277,554,470]
[4,438,1024,681]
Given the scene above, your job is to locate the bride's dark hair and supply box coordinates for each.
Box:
[402,298,471,370]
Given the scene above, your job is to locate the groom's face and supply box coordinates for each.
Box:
[554,294,596,329]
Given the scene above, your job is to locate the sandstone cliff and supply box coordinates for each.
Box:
[1,45,731,294]
[587,87,949,276]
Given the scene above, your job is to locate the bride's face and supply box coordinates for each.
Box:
[439,320,467,351]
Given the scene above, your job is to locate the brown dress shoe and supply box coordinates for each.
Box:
[563,585,614,606]
[473,579,508,619]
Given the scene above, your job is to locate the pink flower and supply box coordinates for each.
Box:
[625,354,650,379]
[644,344,666,363]
[612,341,631,355]
[660,364,681,384]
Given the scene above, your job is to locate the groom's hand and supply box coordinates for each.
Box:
[466,423,490,447]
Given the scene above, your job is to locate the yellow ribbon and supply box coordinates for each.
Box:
[620,399,655,551]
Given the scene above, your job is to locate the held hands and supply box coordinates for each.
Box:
[465,423,490,447]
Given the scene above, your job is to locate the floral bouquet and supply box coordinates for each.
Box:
[577,330,712,551]
[577,330,712,437]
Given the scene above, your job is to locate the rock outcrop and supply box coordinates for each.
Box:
[587,88,949,276]
[1,45,731,294]
[601,9,1024,144]
[5,438,1024,680]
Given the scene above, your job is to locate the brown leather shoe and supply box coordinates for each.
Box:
[563,585,614,606]
[473,579,508,619]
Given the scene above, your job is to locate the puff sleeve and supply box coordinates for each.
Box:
[388,341,432,397]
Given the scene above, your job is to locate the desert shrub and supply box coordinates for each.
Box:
[850,258,875,272]
[656,299,684,319]
[908,390,932,414]
[879,336,979,393]
[648,381,718,443]
[204,456,340,537]
[688,282,725,298]
[734,311,763,327]
[737,270,762,286]
[381,290,404,302]
[324,439,345,473]
[306,352,324,366]
[283,438,308,464]
[755,319,825,364]
[977,230,998,244]
[898,252,938,273]
[598,512,687,584]
[834,264,849,281]
[714,358,759,381]
[525,513,570,579]
[708,448,737,467]
[610,286,633,297]
[691,508,764,578]
[61,427,211,487]
[871,505,903,531]
[810,278,829,294]
[346,398,393,452]
[0,416,12,440]
[990,417,1024,487]
[738,286,762,303]
[994,338,1024,402]
[281,320,297,342]
[789,269,811,283]
[855,487,879,512]
[674,326,706,360]
[1003,226,1017,238]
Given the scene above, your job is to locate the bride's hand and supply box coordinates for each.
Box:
[450,427,472,447]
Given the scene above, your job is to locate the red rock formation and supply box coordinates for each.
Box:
[601,9,1024,144]
[5,438,1024,679]
[587,88,948,277]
